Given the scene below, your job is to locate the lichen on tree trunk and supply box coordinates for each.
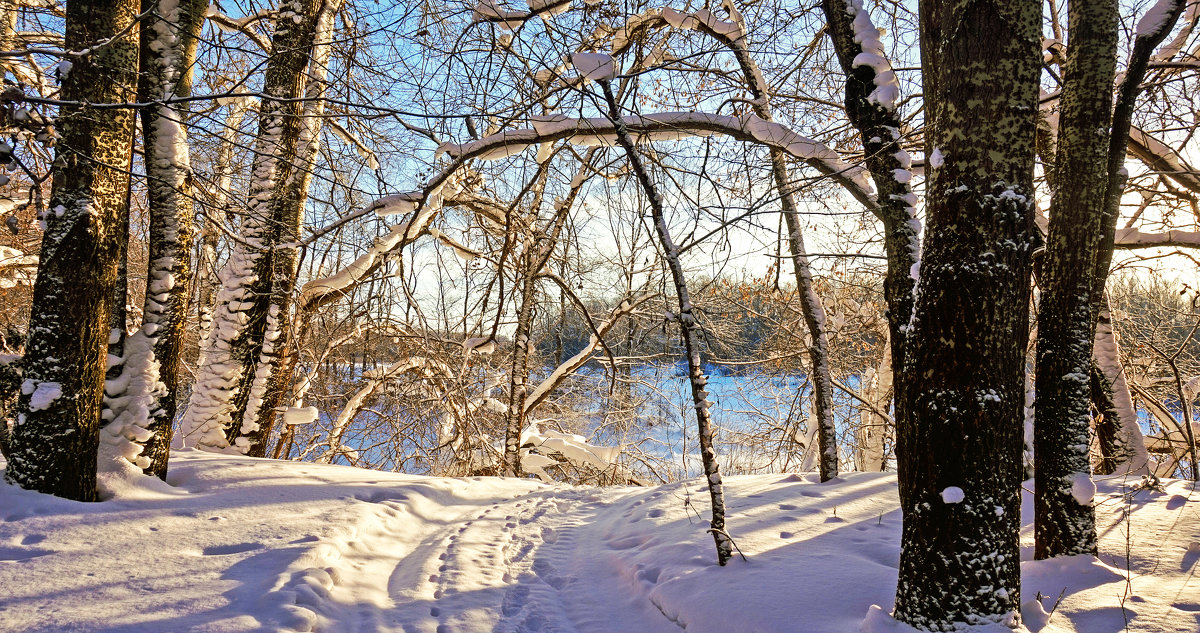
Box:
[1033,0,1118,561]
[893,0,1041,628]
[5,0,140,501]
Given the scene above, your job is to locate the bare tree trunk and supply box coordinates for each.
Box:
[893,0,1040,627]
[183,0,323,453]
[5,0,140,500]
[860,335,892,471]
[500,153,593,475]
[101,0,207,479]
[236,0,342,456]
[600,80,734,566]
[1034,0,1118,561]
[696,9,839,480]
[820,0,920,397]
[502,276,537,476]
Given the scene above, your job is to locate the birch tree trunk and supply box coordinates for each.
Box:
[704,19,838,481]
[600,80,734,566]
[196,98,252,343]
[860,336,891,471]
[893,0,1040,627]
[4,0,140,500]
[502,273,537,476]
[502,153,592,476]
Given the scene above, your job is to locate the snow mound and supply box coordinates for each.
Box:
[0,453,1196,633]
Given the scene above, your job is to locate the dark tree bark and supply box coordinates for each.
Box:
[893,0,1041,629]
[819,0,920,396]
[1034,0,1117,560]
[4,0,139,500]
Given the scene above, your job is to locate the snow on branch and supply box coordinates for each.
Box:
[301,102,883,324]
[571,52,617,82]
[1127,125,1200,194]
[300,111,875,314]
[327,119,380,170]
[1041,105,1200,194]
[472,0,571,30]
[518,422,625,483]
[316,356,454,464]
[435,112,875,206]
[295,183,462,312]
[844,0,901,111]
[204,5,273,51]
[523,292,655,416]
[1137,0,1187,39]
[1112,228,1200,249]
[295,178,515,314]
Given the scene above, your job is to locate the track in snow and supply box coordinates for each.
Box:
[335,484,670,633]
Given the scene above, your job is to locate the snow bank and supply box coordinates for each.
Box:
[1,453,1195,633]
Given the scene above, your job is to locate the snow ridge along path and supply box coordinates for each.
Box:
[0,450,1197,633]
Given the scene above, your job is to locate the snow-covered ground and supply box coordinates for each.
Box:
[0,451,1196,633]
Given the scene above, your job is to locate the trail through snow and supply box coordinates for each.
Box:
[0,451,1197,632]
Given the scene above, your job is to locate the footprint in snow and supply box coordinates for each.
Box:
[354,491,408,504]
[511,540,535,562]
[0,546,52,561]
[201,542,262,556]
[532,558,566,589]
[520,507,548,524]
[502,583,530,616]
[517,609,551,632]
